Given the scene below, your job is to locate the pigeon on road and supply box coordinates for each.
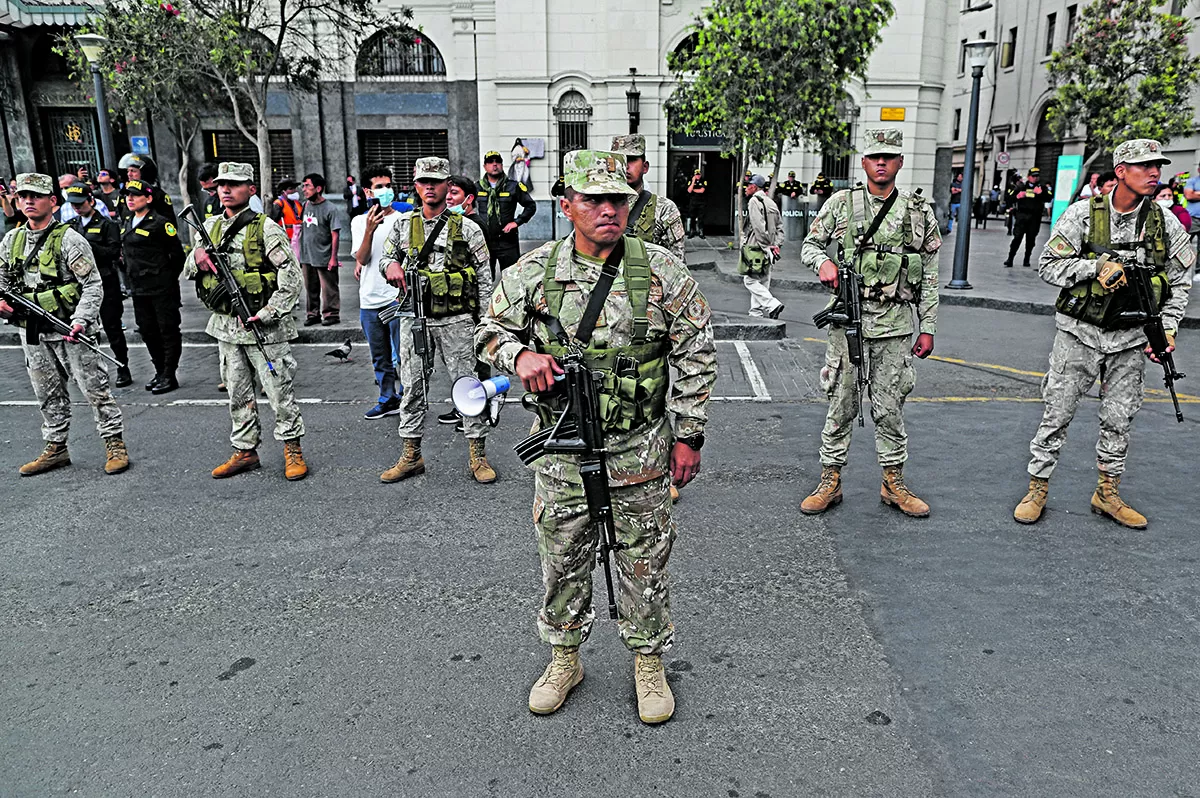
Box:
[326,339,353,362]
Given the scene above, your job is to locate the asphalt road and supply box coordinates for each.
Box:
[3,274,1200,796]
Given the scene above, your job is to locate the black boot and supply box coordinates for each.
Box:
[115,366,133,388]
[151,373,179,394]
[145,373,162,391]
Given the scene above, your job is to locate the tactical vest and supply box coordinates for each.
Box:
[631,193,659,243]
[843,187,924,303]
[10,224,80,325]
[195,214,276,315]
[537,236,670,434]
[409,213,477,318]
[1054,195,1170,330]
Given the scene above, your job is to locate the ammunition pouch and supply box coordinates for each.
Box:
[197,214,276,315]
[1055,271,1170,331]
[535,341,670,434]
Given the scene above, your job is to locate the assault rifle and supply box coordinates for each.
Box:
[0,284,124,368]
[1086,241,1185,422]
[515,346,625,620]
[179,204,276,376]
[812,243,869,426]
[377,253,435,409]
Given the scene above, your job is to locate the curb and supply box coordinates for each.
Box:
[701,257,1200,329]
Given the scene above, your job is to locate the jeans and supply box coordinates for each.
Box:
[948,202,960,231]
[360,305,402,404]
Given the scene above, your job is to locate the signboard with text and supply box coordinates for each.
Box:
[880,107,906,122]
[130,136,150,156]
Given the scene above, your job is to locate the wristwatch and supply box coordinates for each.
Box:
[678,433,705,451]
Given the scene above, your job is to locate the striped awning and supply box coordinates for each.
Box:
[0,0,94,28]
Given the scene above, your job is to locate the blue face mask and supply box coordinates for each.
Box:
[373,188,395,207]
[447,204,466,216]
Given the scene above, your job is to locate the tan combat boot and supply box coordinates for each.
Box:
[19,441,70,476]
[1090,472,1147,529]
[1013,476,1049,524]
[528,645,583,715]
[634,653,675,724]
[212,449,260,479]
[381,437,424,483]
[283,439,308,481]
[881,465,930,517]
[103,435,130,475]
[800,466,842,515]
[468,438,496,484]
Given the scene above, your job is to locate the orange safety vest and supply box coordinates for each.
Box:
[274,197,303,241]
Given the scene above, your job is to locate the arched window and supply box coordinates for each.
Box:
[1034,103,1064,187]
[821,95,861,187]
[554,90,592,170]
[357,27,446,77]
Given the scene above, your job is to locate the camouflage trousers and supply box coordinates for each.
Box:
[396,315,489,440]
[218,339,305,450]
[532,472,676,655]
[818,330,916,468]
[1028,329,1145,479]
[22,338,123,443]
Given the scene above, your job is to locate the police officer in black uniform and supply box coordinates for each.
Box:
[198,162,222,219]
[116,153,177,224]
[476,150,537,275]
[1004,166,1053,268]
[777,170,806,199]
[685,168,708,238]
[65,180,132,387]
[809,172,835,208]
[121,179,185,393]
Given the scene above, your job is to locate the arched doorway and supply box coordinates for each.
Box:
[1034,104,1063,189]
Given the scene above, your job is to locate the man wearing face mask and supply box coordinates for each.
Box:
[474,149,716,724]
[1013,139,1194,529]
[477,150,537,276]
[379,157,495,484]
[352,165,404,420]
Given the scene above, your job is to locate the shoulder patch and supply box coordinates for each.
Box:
[1046,233,1077,257]
[164,194,173,205]
[518,183,529,192]
[164,223,177,237]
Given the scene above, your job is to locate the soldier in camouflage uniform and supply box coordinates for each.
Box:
[611,134,686,262]
[475,149,717,724]
[1014,139,1194,529]
[182,162,309,481]
[379,156,496,484]
[0,173,130,476]
[799,128,941,518]
[741,174,785,318]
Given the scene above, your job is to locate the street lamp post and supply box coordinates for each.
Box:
[626,68,641,135]
[74,34,116,171]
[947,39,996,290]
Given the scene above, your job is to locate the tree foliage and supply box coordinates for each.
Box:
[668,0,895,187]
[1047,0,1199,161]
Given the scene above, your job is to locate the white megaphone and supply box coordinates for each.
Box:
[452,374,511,425]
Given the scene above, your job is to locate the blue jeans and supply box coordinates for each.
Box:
[360,305,402,404]
[948,202,960,231]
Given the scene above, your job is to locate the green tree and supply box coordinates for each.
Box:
[58,0,224,205]
[1047,0,1199,173]
[668,0,894,214]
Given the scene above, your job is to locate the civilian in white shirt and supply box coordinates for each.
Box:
[352,165,405,419]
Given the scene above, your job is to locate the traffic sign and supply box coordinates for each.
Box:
[131,136,150,156]
[996,151,1010,166]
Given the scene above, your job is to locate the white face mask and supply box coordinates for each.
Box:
[286,192,300,201]
[1156,198,1174,209]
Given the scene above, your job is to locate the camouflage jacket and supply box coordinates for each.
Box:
[630,192,687,262]
[801,187,942,338]
[475,233,718,486]
[380,209,491,327]
[742,191,784,250]
[0,223,101,339]
[1040,195,1194,353]
[182,212,302,344]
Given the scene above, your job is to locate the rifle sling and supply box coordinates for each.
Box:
[854,189,900,257]
[13,223,66,344]
[215,208,257,252]
[575,239,626,346]
[417,216,449,266]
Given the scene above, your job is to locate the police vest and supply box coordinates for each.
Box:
[1054,195,1170,331]
[409,213,477,318]
[10,224,80,325]
[537,236,669,434]
[843,187,924,303]
[630,193,659,243]
[195,214,276,315]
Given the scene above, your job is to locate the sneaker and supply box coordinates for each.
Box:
[364,400,401,420]
[321,316,341,326]
[304,317,321,327]
[438,408,461,425]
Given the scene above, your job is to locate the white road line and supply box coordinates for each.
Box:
[732,341,771,402]
[0,395,772,408]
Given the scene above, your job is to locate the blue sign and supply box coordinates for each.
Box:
[130,136,150,156]
[1052,154,1084,226]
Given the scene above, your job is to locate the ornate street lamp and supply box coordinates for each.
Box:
[74,33,117,171]
[947,39,997,290]
[626,68,641,135]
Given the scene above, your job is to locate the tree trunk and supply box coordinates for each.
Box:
[175,119,197,211]
[734,138,748,242]
[769,138,785,196]
[256,118,272,201]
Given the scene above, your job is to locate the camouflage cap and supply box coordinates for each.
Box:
[563,150,638,196]
[1114,138,1171,166]
[14,173,54,195]
[414,156,450,181]
[215,162,254,183]
[123,179,152,197]
[610,134,646,158]
[862,127,903,156]
[63,179,93,204]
